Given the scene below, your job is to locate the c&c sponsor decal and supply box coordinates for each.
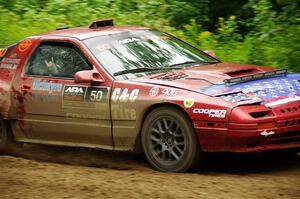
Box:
[184,98,195,108]
[18,39,32,52]
[112,88,139,103]
[193,108,227,118]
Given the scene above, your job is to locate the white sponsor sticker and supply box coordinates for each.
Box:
[0,58,21,70]
[265,96,300,108]
[260,129,275,137]
[1,58,21,64]
[149,87,178,97]
[0,63,18,70]
[149,87,159,97]
[193,108,227,118]
[160,88,178,97]
[65,86,84,94]
[112,88,139,103]
[112,104,137,120]
[119,38,141,45]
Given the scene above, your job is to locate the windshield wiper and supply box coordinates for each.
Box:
[202,60,219,64]
[114,67,163,76]
[168,61,199,68]
[114,65,185,77]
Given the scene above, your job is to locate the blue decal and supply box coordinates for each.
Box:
[201,73,300,100]
[32,79,63,93]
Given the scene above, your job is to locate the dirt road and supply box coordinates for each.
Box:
[0,144,299,199]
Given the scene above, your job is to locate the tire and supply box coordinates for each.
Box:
[141,107,203,172]
[0,119,20,154]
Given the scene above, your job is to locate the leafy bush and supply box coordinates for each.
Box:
[0,0,298,71]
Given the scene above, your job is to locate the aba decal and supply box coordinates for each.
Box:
[63,85,108,102]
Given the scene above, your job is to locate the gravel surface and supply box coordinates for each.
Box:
[0,144,299,199]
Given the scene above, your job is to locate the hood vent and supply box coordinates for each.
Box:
[150,72,188,81]
[225,68,261,77]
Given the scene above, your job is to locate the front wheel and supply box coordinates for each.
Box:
[141,107,203,172]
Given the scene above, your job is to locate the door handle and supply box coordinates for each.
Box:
[21,84,31,90]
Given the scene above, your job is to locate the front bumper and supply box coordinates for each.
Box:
[194,110,300,153]
[195,96,300,152]
[227,123,300,152]
[195,124,300,152]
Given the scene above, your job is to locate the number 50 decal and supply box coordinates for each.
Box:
[90,90,103,102]
[86,87,108,102]
[63,85,108,103]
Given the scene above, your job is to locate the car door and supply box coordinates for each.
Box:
[12,40,113,147]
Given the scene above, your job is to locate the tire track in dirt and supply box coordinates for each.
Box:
[7,144,149,171]
[0,144,299,199]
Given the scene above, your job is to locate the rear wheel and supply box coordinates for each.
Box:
[141,107,203,172]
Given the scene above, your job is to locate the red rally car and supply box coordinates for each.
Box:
[0,19,299,172]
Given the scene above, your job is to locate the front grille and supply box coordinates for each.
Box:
[282,118,300,126]
[270,131,300,139]
[246,131,300,149]
[262,131,300,147]
[268,137,300,145]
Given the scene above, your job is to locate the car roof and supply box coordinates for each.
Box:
[37,26,150,40]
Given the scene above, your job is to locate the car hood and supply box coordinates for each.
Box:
[132,62,275,92]
[132,62,300,103]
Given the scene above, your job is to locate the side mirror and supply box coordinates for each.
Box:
[204,50,217,59]
[74,70,105,83]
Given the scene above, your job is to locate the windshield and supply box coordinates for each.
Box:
[84,29,219,79]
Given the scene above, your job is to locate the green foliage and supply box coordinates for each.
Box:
[245,0,300,71]
[0,0,298,72]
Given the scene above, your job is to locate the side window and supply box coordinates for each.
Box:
[25,42,92,78]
